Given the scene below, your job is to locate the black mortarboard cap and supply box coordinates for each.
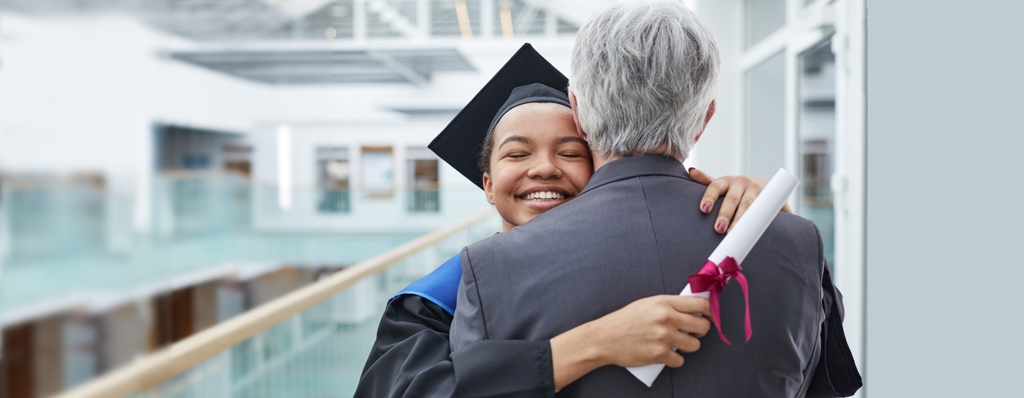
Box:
[429,43,570,189]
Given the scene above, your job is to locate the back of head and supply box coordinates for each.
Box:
[570,0,720,162]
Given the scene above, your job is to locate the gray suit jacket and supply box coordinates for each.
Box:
[451,155,828,397]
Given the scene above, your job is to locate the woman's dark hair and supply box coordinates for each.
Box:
[477,130,496,176]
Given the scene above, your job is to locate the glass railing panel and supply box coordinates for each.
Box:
[407,189,441,212]
[131,211,500,398]
[151,173,252,240]
[1,176,490,308]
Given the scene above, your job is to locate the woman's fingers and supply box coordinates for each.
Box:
[667,312,711,340]
[728,183,761,232]
[662,352,685,368]
[701,175,769,233]
[660,296,712,341]
[716,184,743,233]
[688,167,714,186]
[699,179,730,215]
[670,329,702,354]
[661,295,711,316]
[695,172,794,232]
[593,295,712,368]
[692,166,722,220]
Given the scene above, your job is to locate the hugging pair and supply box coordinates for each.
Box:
[359,1,860,397]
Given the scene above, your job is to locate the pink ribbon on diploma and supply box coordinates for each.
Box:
[688,256,752,345]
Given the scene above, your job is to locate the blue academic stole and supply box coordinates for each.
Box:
[391,253,462,315]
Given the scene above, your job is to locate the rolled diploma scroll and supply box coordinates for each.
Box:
[626,168,800,387]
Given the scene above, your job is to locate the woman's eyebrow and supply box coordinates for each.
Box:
[498,135,530,149]
[558,136,588,145]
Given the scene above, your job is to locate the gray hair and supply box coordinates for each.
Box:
[569,0,720,161]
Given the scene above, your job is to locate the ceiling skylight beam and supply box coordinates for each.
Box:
[366,0,425,39]
[517,0,610,25]
[454,0,473,39]
[367,50,429,85]
[227,64,402,76]
[512,4,537,36]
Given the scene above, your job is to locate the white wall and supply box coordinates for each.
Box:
[0,10,573,235]
[691,0,743,178]
[0,13,267,234]
[0,13,263,183]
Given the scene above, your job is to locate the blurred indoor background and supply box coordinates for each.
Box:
[0,0,866,397]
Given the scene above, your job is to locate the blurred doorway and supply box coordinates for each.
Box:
[152,124,253,238]
[1,324,35,398]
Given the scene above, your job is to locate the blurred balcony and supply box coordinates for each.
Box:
[0,173,495,397]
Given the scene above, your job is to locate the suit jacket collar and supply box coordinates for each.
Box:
[579,155,692,196]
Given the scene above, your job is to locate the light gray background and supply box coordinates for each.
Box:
[866,0,1024,396]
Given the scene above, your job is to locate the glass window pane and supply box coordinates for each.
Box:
[744,51,786,180]
[406,146,440,213]
[316,147,351,213]
[798,40,836,268]
[745,0,786,49]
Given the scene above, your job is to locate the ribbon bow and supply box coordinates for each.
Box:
[687,256,752,345]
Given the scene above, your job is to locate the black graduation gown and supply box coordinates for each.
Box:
[355,255,556,398]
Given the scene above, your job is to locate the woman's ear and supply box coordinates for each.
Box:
[568,91,587,140]
[482,172,495,205]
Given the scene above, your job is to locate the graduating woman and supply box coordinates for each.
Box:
[356,45,783,397]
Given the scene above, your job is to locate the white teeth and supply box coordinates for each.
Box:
[524,191,566,200]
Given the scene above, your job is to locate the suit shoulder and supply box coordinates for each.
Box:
[760,212,825,269]
[462,231,521,274]
[770,211,822,241]
[764,212,828,282]
[464,230,509,256]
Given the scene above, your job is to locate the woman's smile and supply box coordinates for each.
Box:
[516,185,574,211]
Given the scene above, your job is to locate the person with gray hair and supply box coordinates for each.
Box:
[569,0,720,164]
[451,1,860,397]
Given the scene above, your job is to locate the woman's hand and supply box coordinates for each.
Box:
[549,295,711,390]
[689,167,794,233]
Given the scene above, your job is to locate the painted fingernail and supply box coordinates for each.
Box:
[701,202,711,213]
[716,221,726,233]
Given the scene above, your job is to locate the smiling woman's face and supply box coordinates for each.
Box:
[483,102,593,231]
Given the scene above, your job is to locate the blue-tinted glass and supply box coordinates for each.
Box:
[798,40,837,269]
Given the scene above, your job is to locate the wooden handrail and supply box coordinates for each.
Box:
[55,208,496,398]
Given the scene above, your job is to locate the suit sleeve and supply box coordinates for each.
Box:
[357,293,555,397]
[806,226,863,397]
[450,246,488,352]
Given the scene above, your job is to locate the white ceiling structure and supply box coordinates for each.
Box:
[0,0,616,84]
